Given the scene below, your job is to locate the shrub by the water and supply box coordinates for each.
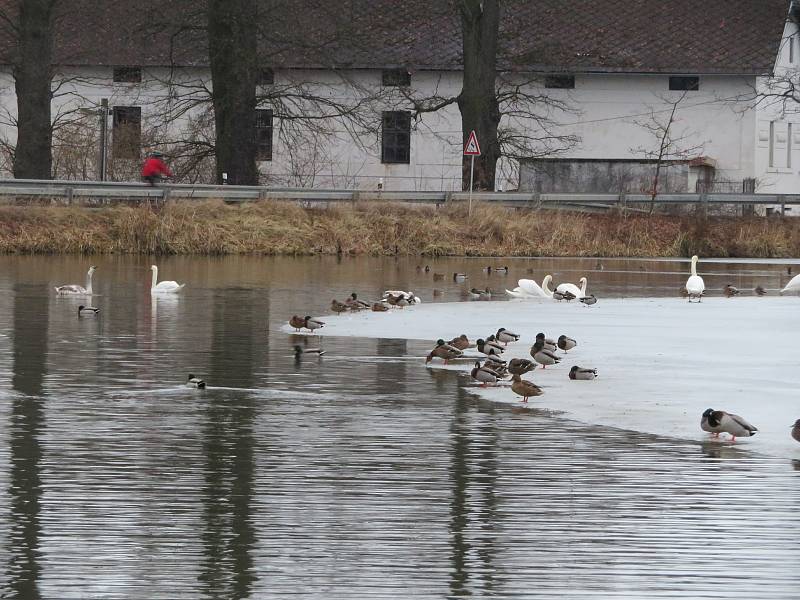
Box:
[0,200,798,257]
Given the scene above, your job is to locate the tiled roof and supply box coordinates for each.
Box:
[0,0,790,75]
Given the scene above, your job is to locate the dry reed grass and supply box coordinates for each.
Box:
[0,200,798,257]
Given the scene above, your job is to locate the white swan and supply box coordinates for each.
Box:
[780,273,800,295]
[150,265,185,294]
[55,266,96,295]
[685,255,705,302]
[556,276,588,298]
[506,275,553,298]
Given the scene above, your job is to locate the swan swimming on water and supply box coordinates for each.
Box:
[150,265,185,294]
[781,273,800,295]
[685,255,705,302]
[55,265,96,295]
[506,275,553,298]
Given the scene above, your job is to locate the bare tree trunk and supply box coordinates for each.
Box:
[207,0,259,185]
[458,0,501,191]
[13,0,55,179]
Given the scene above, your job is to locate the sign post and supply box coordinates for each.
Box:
[463,130,481,216]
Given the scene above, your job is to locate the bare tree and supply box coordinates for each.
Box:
[401,0,578,191]
[632,91,705,214]
[0,0,58,179]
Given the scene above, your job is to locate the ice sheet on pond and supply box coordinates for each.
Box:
[281,297,800,459]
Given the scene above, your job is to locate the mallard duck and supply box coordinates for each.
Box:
[467,288,483,300]
[507,358,535,376]
[448,334,472,351]
[331,299,349,314]
[530,340,560,369]
[482,352,506,368]
[686,255,705,302]
[453,273,468,283]
[477,338,504,356]
[792,419,800,443]
[77,305,100,317]
[186,374,206,389]
[701,409,724,437]
[496,327,520,344]
[754,285,767,296]
[568,366,597,380]
[552,290,565,302]
[304,316,325,331]
[722,284,740,298]
[294,345,325,358]
[535,333,557,352]
[562,290,577,302]
[371,302,390,312]
[557,335,577,352]
[579,294,597,306]
[701,409,757,441]
[56,265,97,295]
[482,361,508,378]
[426,339,463,364]
[511,374,543,402]
[781,273,800,294]
[289,315,307,331]
[492,266,509,274]
[470,361,498,386]
[346,292,370,310]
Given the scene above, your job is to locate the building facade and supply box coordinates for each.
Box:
[0,0,794,193]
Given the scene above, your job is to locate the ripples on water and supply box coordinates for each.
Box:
[0,255,797,599]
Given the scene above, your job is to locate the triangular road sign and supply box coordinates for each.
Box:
[464,130,481,156]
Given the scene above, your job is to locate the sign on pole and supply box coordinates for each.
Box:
[464,130,480,216]
[464,130,481,156]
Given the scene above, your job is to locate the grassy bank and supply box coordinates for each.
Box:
[0,200,798,257]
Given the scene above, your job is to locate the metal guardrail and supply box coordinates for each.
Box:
[1,178,800,207]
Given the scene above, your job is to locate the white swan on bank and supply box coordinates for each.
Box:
[780,273,800,295]
[556,276,587,298]
[506,275,553,298]
[55,265,96,295]
[150,265,185,294]
[685,255,705,302]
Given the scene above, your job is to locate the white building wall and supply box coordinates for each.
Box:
[0,64,766,192]
[755,18,800,197]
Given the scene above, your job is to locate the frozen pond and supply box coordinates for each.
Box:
[0,254,798,598]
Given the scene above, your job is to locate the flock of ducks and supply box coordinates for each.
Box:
[425,328,595,404]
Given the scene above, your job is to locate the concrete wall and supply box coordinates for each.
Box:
[519,159,689,194]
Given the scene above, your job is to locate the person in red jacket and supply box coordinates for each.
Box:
[141,151,173,185]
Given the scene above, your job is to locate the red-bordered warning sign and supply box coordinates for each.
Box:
[464,130,481,156]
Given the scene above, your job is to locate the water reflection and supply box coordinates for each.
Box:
[0,256,797,598]
[6,284,48,599]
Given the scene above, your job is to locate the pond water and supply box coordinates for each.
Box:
[0,255,798,599]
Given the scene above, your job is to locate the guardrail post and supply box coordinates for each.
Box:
[352,191,359,205]
[65,187,73,205]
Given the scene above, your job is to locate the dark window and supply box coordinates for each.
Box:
[258,68,274,86]
[113,66,142,83]
[544,74,575,89]
[382,69,411,87]
[669,76,699,91]
[381,111,411,164]
[255,109,273,161]
[112,106,142,159]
